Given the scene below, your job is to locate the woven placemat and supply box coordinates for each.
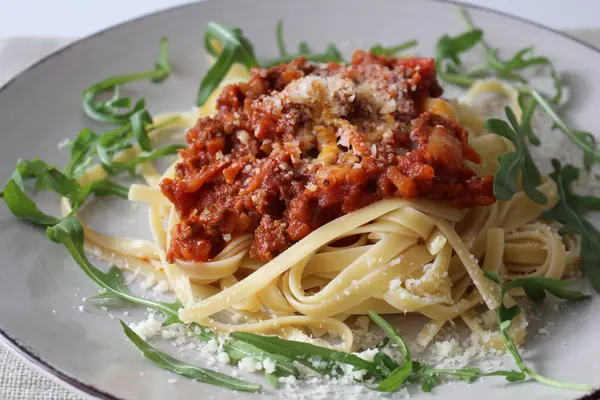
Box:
[0,37,82,400]
[0,344,81,400]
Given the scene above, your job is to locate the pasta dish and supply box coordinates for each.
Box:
[122,53,564,351]
[3,8,596,395]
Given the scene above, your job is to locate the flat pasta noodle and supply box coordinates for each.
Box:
[66,68,582,353]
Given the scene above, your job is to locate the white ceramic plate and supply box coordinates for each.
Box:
[1,1,599,399]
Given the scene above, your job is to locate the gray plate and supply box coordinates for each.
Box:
[0,0,599,399]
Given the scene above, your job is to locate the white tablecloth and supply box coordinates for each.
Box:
[1,29,599,399]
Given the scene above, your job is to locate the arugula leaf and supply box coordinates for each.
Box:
[433,9,562,103]
[372,351,398,376]
[518,94,540,146]
[130,108,153,152]
[43,167,84,200]
[13,158,52,190]
[198,22,260,107]
[97,124,133,150]
[412,363,475,392]
[370,40,419,57]
[374,336,390,350]
[223,340,299,378]
[506,277,589,301]
[410,361,432,390]
[367,312,523,392]
[275,20,287,56]
[458,8,563,103]
[578,194,600,212]
[263,20,345,67]
[82,37,171,123]
[485,107,546,204]
[532,90,600,170]
[121,321,261,392]
[1,180,60,226]
[44,167,128,208]
[2,158,128,225]
[435,29,482,66]
[64,113,180,179]
[97,143,184,175]
[485,272,588,302]
[367,311,412,391]
[484,272,592,390]
[230,332,377,375]
[1,159,60,225]
[63,124,131,179]
[484,369,527,382]
[63,129,98,178]
[266,373,280,388]
[154,36,171,82]
[544,160,600,293]
[84,179,130,199]
[410,362,525,392]
[46,217,183,323]
[573,131,597,171]
[8,157,128,209]
[432,26,484,88]
[436,65,478,89]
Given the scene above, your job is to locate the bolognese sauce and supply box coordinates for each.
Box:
[160,50,495,263]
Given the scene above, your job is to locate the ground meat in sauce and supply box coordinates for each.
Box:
[160,50,495,263]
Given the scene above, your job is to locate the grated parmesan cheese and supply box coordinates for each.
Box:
[216,352,230,364]
[140,273,157,290]
[262,358,276,374]
[130,313,163,340]
[152,280,170,294]
[236,130,250,144]
[306,182,318,192]
[238,357,263,373]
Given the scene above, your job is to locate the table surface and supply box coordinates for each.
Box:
[0,0,599,37]
[0,1,599,399]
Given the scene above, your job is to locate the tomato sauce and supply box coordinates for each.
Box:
[160,51,495,262]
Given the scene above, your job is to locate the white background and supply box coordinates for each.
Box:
[0,0,598,38]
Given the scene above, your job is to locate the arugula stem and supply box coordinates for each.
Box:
[263,52,347,67]
[532,90,600,164]
[459,4,523,84]
[82,37,171,123]
[437,69,476,88]
[386,40,419,54]
[465,63,490,76]
[525,368,592,391]
[86,179,130,200]
[459,8,490,52]
[69,241,177,319]
[82,72,159,123]
[276,20,287,56]
[485,273,593,391]
[368,311,413,391]
[197,22,259,106]
[121,321,261,392]
[578,195,600,211]
[231,331,377,375]
[371,40,419,57]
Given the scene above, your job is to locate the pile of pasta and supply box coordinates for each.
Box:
[62,68,581,353]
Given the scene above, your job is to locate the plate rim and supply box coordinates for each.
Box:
[0,0,598,399]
